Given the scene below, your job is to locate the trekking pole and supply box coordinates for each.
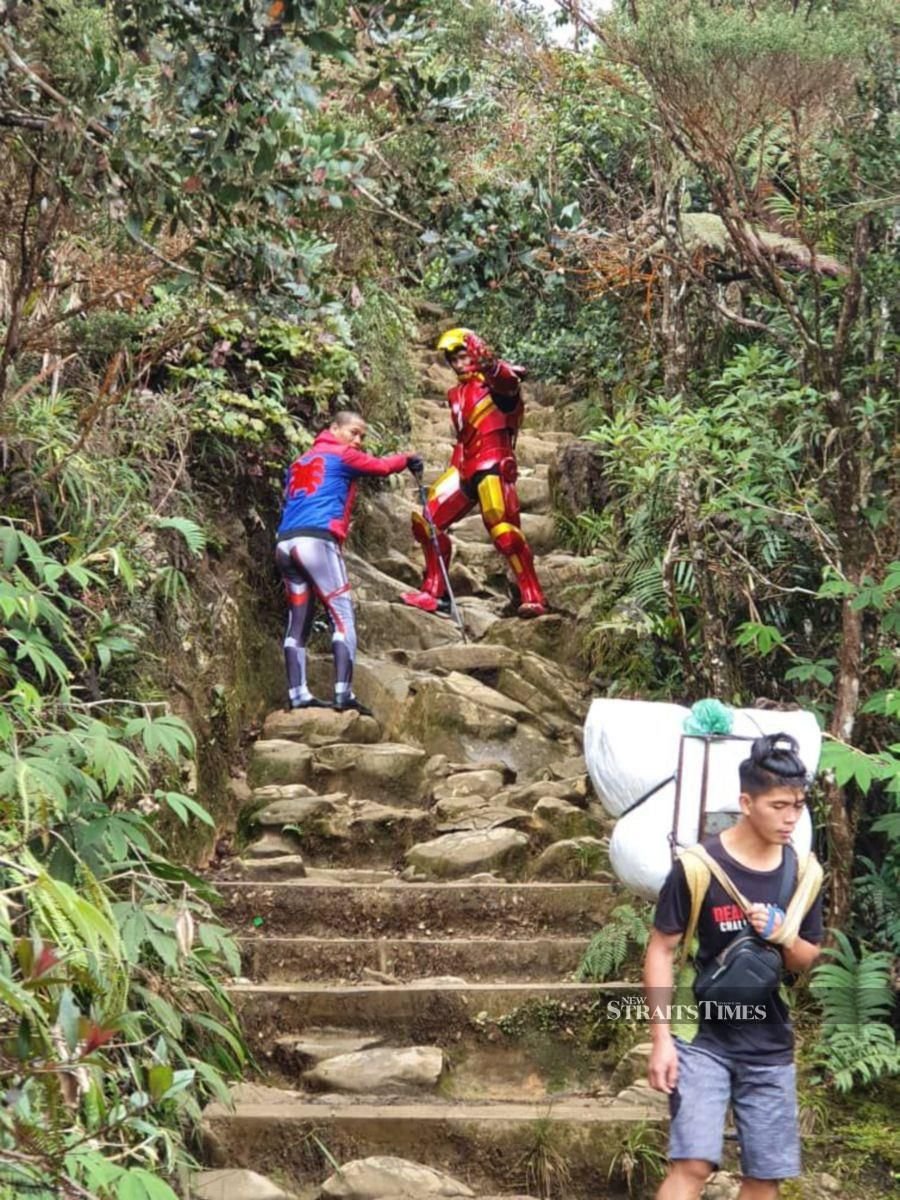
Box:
[412,467,467,643]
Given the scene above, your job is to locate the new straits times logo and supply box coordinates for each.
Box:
[607,994,769,1022]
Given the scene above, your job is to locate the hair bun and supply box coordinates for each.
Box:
[750,732,806,780]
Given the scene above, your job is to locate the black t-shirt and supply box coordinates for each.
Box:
[653,834,824,1064]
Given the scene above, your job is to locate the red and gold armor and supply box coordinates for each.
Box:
[401,329,547,619]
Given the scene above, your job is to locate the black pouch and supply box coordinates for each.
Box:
[693,930,783,1008]
[693,847,797,1009]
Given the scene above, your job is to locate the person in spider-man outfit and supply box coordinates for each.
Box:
[401,328,547,619]
[276,411,422,715]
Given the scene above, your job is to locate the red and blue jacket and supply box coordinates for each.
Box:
[277,429,408,544]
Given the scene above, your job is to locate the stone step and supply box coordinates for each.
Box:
[230,980,626,1042]
[201,1091,665,1199]
[271,1028,612,1104]
[239,935,590,983]
[248,741,429,800]
[245,795,437,865]
[217,880,614,937]
[260,708,381,748]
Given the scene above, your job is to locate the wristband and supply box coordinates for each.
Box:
[762,904,784,939]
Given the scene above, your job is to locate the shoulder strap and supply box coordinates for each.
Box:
[682,844,752,911]
[776,844,798,911]
[676,849,710,970]
[771,852,824,946]
[681,844,825,945]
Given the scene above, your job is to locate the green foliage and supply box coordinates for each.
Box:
[576,904,652,982]
[810,932,900,1093]
[0,526,246,1193]
[519,1114,573,1200]
[350,284,417,428]
[607,1122,667,1198]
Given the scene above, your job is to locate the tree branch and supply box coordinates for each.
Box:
[0,34,111,142]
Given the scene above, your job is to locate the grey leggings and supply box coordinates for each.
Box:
[275,536,357,704]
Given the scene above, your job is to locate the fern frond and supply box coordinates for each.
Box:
[577,904,651,981]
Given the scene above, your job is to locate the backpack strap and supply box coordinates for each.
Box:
[676,849,710,971]
[773,851,824,946]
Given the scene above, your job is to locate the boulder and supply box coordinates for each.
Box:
[548,754,588,780]
[312,743,426,799]
[502,777,589,809]
[320,1156,474,1198]
[609,1042,653,1093]
[244,831,300,859]
[484,614,582,668]
[434,795,533,833]
[701,1173,740,1200]
[549,438,612,518]
[305,1045,444,1094]
[254,794,342,830]
[515,472,551,513]
[247,740,313,788]
[355,601,460,654]
[262,707,380,748]
[339,653,417,738]
[276,1030,383,1069]
[406,828,530,880]
[531,837,610,881]
[447,561,484,597]
[322,800,433,844]
[455,598,504,640]
[432,770,505,802]
[406,645,517,675]
[422,755,516,784]
[371,549,421,587]
[193,1168,295,1200]
[345,551,418,604]
[235,855,306,881]
[532,797,606,840]
[251,782,316,803]
[512,432,562,470]
[518,512,558,554]
[402,672,527,753]
[615,1077,669,1112]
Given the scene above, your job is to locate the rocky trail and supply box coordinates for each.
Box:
[193,341,667,1200]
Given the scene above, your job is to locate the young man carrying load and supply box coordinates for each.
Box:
[644,733,824,1200]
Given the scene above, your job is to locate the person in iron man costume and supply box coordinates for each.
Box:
[401,328,547,619]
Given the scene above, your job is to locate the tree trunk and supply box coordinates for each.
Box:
[823,594,863,929]
[658,182,690,397]
[678,473,739,698]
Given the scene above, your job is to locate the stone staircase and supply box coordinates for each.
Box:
[197,347,666,1200]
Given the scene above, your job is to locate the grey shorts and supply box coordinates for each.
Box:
[668,1039,801,1180]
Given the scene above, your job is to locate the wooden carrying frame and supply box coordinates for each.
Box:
[670,732,756,860]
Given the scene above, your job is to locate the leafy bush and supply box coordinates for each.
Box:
[810,932,900,1093]
[0,522,245,1195]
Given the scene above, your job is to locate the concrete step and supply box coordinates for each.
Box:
[239,935,590,983]
[217,880,614,937]
[230,980,626,1041]
[201,1091,665,1199]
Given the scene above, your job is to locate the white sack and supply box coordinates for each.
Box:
[586,699,822,900]
[609,788,678,900]
[584,699,689,818]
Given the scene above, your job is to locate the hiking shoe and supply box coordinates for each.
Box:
[517,601,547,619]
[287,697,329,711]
[333,696,374,718]
[400,589,440,613]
